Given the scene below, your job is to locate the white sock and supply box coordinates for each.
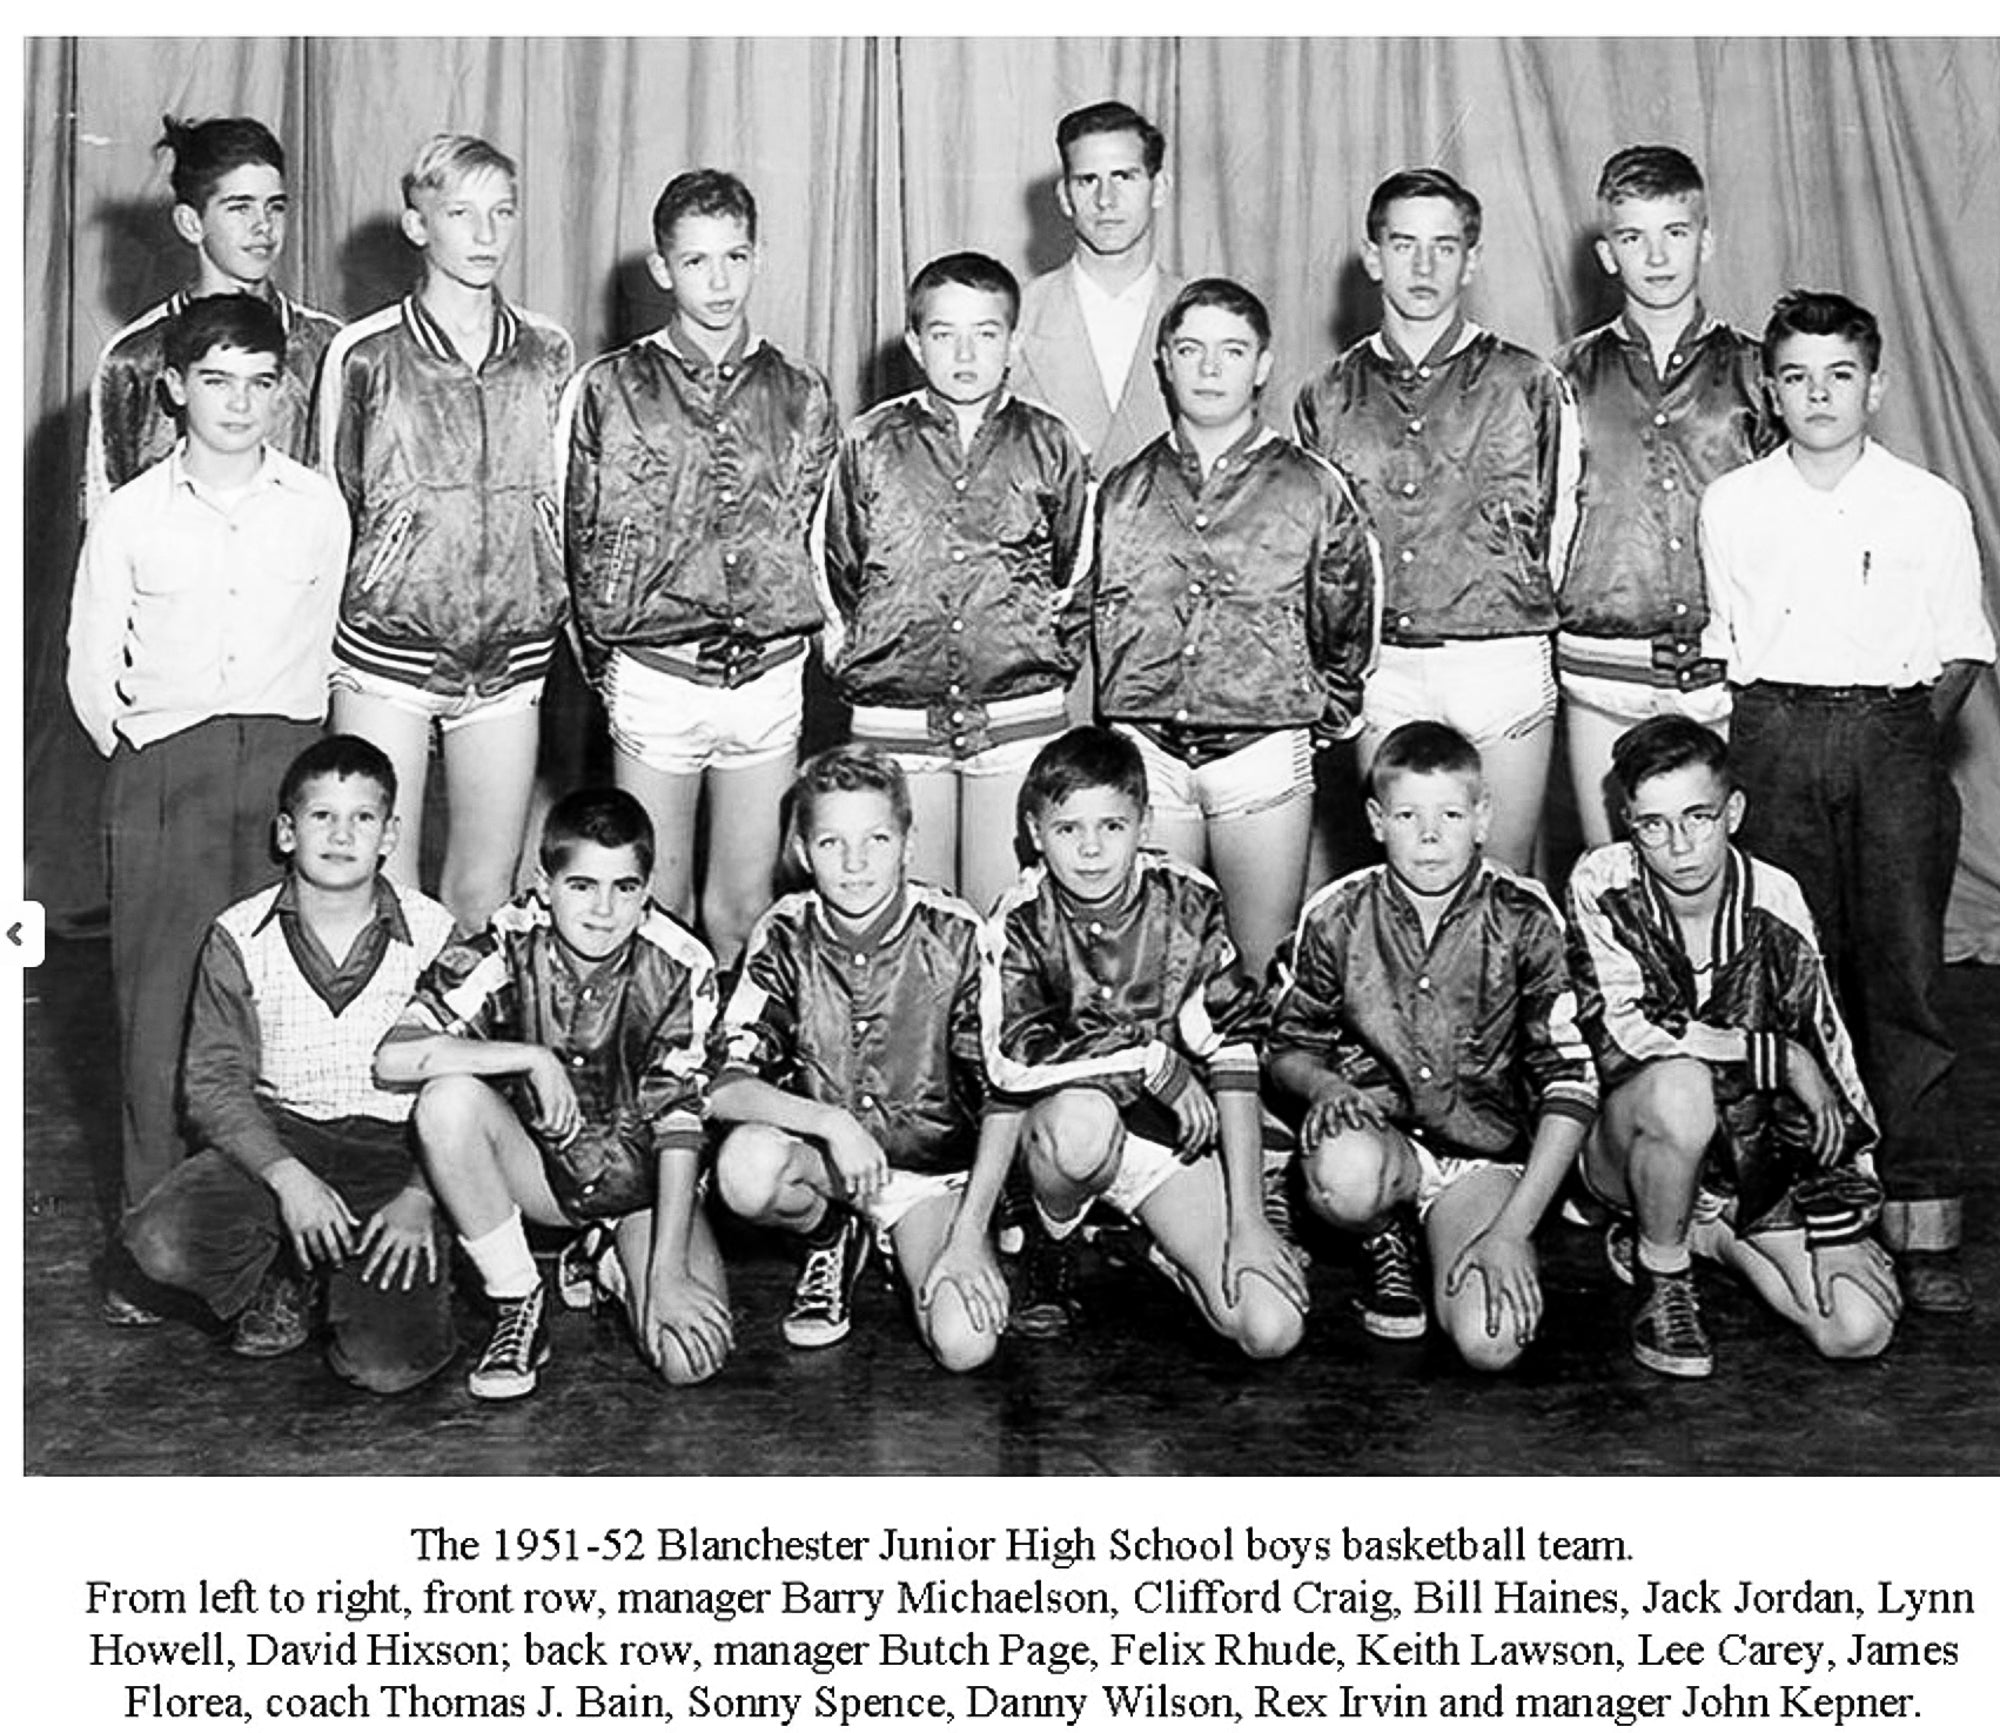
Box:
[1637,1236,1691,1277]
[461,1209,539,1300]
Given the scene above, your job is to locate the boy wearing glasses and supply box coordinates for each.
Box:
[1566,716,1899,1378]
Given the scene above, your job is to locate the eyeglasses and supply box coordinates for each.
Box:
[1629,807,1725,849]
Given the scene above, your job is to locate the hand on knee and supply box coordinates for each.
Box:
[1449,1306,1531,1374]
[1303,1129,1395,1227]
[923,1297,1001,1375]
[1229,1281,1306,1362]
[1806,1283,1897,1361]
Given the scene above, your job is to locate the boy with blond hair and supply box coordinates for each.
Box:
[710,746,1009,1366]
[318,133,574,933]
[1554,146,1776,843]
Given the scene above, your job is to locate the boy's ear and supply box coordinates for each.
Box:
[1360,238,1384,284]
[1148,168,1171,212]
[160,367,189,410]
[1364,796,1387,844]
[378,813,403,865]
[1253,349,1275,390]
[399,205,430,251]
[273,811,298,857]
[1866,369,1888,417]
[170,201,207,249]
[903,327,925,372]
[1472,788,1493,847]
[1462,242,1482,283]
[1723,787,1747,836]
[1592,236,1620,279]
[645,250,674,295]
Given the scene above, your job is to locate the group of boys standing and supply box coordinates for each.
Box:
[67,96,1991,1409]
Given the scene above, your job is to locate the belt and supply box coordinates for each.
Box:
[1742,680,1928,704]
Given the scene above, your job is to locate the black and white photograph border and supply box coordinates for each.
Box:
[16,28,2000,1477]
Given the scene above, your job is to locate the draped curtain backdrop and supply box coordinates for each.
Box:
[23,37,2000,956]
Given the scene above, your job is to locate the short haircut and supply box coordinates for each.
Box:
[1595,144,1706,208]
[540,787,656,882]
[1020,725,1148,821]
[1160,277,1271,351]
[157,114,285,211]
[1365,167,1483,247]
[652,167,758,253]
[1761,287,1883,374]
[402,133,517,208]
[791,745,913,841]
[277,733,399,816]
[1609,716,1731,804]
[1056,99,1166,177]
[163,293,286,372]
[906,251,1020,332]
[1368,720,1483,801]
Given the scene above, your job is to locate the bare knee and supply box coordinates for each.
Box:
[714,1124,802,1223]
[655,1341,727,1388]
[412,1074,506,1155]
[1303,1128,1398,1227]
[1448,1307,1531,1375]
[1228,1284,1306,1362]
[924,1296,1001,1375]
[1024,1090,1123,1192]
[1804,1293,1897,1362]
[1623,1060,1718,1162]
[441,863,515,935]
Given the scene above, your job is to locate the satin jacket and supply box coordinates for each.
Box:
[1554,312,1775,645]
[1295,325,1572,644]
[984,853,1265,1115]
[1566,843,1876,1230]
[816,390,1092,709]
[1269,859,1598,1160]
[390,894,716,1217]
[561,331,836,685]
[716,885,986,1175]
[319,294,574,694]
[1092,425,1380,737]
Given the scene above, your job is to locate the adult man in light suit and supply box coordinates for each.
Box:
[1014,101,1181,478]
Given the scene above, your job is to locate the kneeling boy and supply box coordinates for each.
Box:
[124,736,458,1394]
[377,789,727,1399]
[709,747,1010,1369]
[1268,722,1597,1369]
[985,726,1308,1359]
[1566,716,1899,1377]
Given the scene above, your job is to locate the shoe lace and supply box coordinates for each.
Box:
[1651,1273,1703,1344]
[1027,1232,1075,1304]
[484,1290,541,1365]
[794,1240,844,1312]
[1367,1222,1420,1305]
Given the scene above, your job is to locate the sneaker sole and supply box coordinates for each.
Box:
[1359,1309,1428,1342]
[231,1328,309,1360]
[1007,1304,1072,1341]
[468,1341,552,1401]
[782,1317,853,1350]
[1633,1341,1714,1379]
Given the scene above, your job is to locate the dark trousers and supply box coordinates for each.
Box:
[107,716,322,1208]
[1731,683,1962,1202]
[124,1111,457,1395]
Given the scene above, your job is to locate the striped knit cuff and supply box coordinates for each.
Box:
[1747,1031,1786,1093]
[1795,1170,1884,1250]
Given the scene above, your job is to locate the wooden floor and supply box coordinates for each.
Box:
[21,935,2000,1477]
